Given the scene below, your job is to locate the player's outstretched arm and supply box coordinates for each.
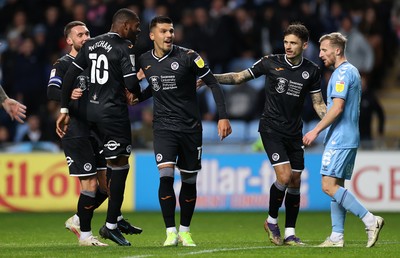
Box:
[217,119,232,141]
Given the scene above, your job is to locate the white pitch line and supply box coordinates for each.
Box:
[179,246,276,255]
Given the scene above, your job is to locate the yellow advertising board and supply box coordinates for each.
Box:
[0,153,134,212]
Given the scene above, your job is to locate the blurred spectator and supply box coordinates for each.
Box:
[12,37,47,113]
[359,75,385,149]
[21,114,43,142]
[0,125,11,144]
[86,0,107,35]
[1,29,20,94]
[131,105,154,149]
[339,15,374,75]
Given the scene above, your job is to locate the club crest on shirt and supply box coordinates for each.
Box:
[171,61,179,70]
[77,75,89,91]
[276,77,288,93]
[194,56,205,68]
[335,81,345,92]
[149,76,161,91]
[302,71,309,79]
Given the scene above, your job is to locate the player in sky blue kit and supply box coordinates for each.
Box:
[303,32,384,248]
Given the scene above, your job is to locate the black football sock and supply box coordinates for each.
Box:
[94,187,108,209]
[159,176,176,228]
[106,165,129,224]
[285,190,300,228]
[77,191,96,232]
[179,182,197,227]
[268,181,286,219]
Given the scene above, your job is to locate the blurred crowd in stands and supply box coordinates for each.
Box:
[0,0,398,152]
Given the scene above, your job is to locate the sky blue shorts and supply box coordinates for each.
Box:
[320,148,357,180]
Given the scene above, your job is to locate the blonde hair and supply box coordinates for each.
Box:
[319,32,347,55]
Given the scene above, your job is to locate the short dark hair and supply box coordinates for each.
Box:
[112,8,139,24]
[149,16,173,31]
[64,21,86,38]
[283,23,309,43]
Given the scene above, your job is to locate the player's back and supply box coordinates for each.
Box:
[76,32,136,122]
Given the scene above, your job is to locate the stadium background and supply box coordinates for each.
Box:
[0,0,399,213]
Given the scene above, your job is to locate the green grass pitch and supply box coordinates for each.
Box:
[0,211,399,257]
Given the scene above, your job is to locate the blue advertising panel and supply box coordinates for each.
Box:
[134,152,331,211]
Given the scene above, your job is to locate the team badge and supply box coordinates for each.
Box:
[275,77,288,93]
[83,163,92,172]
[156,153,163,162]
[171,62,179,70]
[322,149,336,166]
[77,75,88,91]
[66,156,74,167]
[194,56,205,68]
[302,71,309,79]
[272,153,280,161]
[150,76,161,91]
[335,81,345,92]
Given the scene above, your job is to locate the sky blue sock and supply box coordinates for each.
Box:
[333,187,368,219]
[330,199,346,233]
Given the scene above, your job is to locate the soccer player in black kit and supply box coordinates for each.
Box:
[203,24,327,246]
[49,21,142,246]
[136,16,232,247]
[56,9,142,246]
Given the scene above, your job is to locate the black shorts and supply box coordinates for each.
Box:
[260,130,304,171]
[153,130,202,172]
[93,119,132,159]
[62,137,99,177]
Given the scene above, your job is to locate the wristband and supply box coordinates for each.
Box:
[60,108,69,114]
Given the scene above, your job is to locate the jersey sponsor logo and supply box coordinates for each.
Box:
[302,71,309,79]
[144,65,151,70]
[66,156,74,167]
[194,56,205,68]
[104,140,121,151]
[272,153,280,161]
[83,163,92,172]
[276,77,288,93]
[322,149,336,167]
[77,75,89,91]
[171,61,179,70]
[275,67,284,71]
[90,93,99,104]
[126,145,131,154]
[150,76,161,91]
[156,153,163,162]
[335,81,345,93]
[50,69,56,78]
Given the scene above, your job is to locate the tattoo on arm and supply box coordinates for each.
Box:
[311,92,327,119]
[0,86,8,104]
[214,70,253,85]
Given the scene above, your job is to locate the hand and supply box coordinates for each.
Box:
[71,88,83,100]
[137,68,145,80]
[56,113,70,138]
[2,98,26,123]
[196,79,205,90]
[125,88,139,105]
[303,130,319,146]
[217,119,232,141]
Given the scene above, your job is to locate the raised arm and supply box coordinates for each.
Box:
[214,69,253,85]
